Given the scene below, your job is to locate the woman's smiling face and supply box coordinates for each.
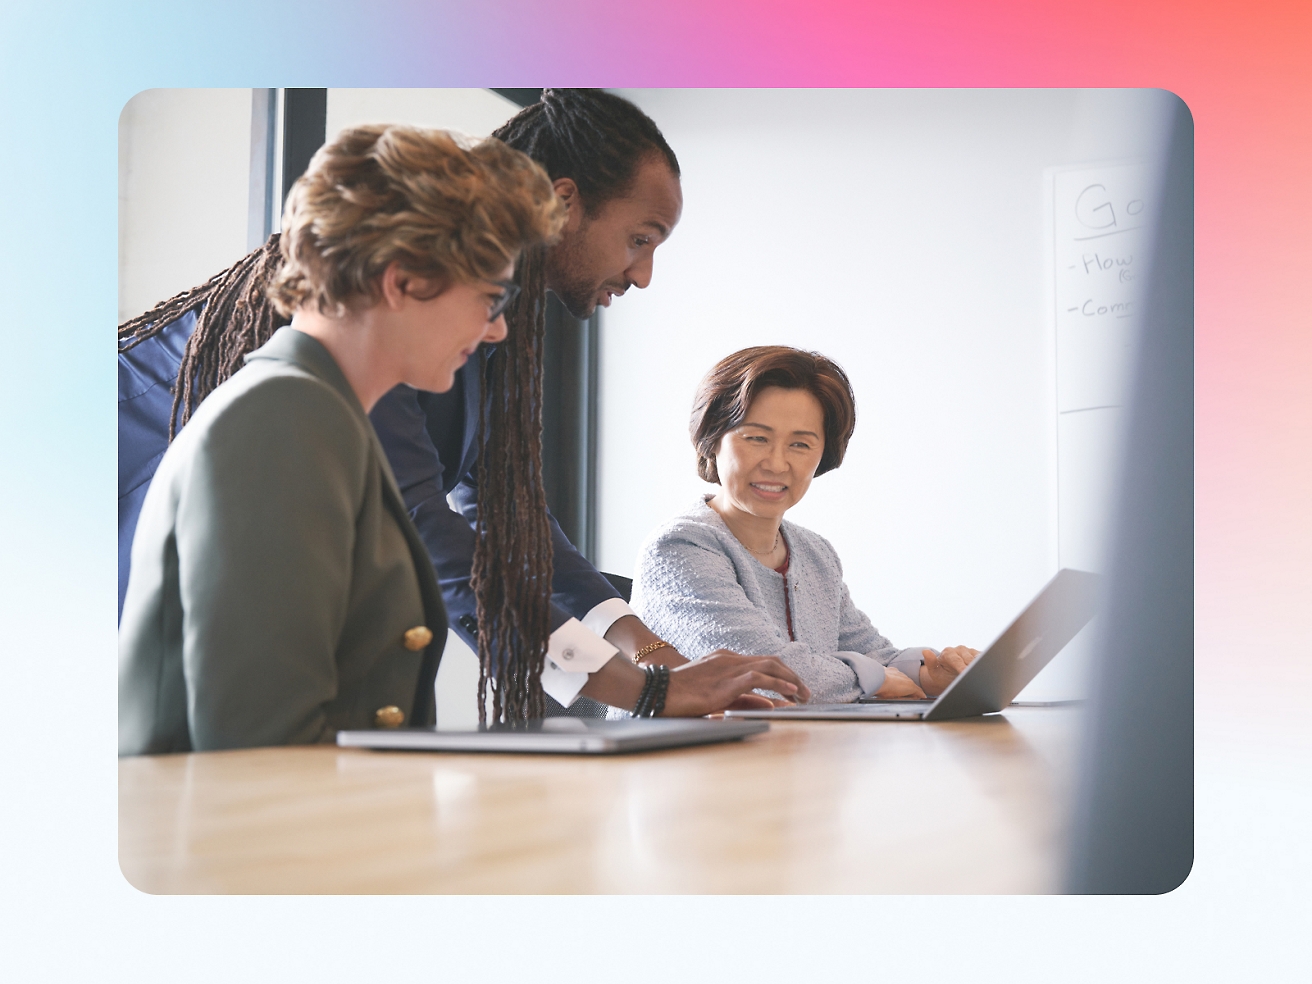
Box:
[712,386,827,523]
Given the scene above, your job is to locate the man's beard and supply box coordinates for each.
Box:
[549,278,598,320]
[544,230,599,320]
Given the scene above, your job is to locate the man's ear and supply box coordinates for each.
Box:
[553,177,584,232]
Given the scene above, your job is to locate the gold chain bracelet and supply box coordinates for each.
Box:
[632,640,672,664]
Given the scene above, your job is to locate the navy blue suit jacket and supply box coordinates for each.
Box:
[117,314,621,647]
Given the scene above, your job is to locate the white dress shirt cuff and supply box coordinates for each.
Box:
[540,618,620,707]
[540,660,591,708]
[581,597,637,641]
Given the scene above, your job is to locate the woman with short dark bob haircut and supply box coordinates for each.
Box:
[632,345,978,703]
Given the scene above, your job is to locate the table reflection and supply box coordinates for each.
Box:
[119,708,1079,893]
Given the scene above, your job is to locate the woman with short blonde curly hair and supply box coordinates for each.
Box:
[271,125,562,318]
[119,125,562,754]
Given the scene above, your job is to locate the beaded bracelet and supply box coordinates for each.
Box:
[648,665,669,718]
[632,664,670,718]
[632,665,656,717]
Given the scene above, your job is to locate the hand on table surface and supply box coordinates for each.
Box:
[919,646,980,697]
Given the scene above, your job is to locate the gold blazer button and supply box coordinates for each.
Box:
[403,626,433,651]
[374,706,405,729]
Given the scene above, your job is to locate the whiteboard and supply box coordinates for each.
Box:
[1028,161,1154,700]
[1049,160,1151,574]
[1053,161,1151,415]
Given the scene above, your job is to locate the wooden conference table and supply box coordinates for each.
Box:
[119,706,1082,894]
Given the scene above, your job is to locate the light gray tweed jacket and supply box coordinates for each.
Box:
[633,498,927,703]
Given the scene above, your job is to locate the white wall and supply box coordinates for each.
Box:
[118,89,254,322]
[326,88,519,145]
[599,89,1169,700]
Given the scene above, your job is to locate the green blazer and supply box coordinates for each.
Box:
[119,328,446,754]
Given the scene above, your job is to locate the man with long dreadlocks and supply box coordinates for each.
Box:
[119,89,809,724]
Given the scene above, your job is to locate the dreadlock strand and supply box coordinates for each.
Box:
[471,244,553,724]
[119,235,290,440]
[117,260,236,353]
[465,90,680,724]
[173,236,289,438]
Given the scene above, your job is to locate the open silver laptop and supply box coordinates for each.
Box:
[725,568,1099,722]
[338,716,769,754]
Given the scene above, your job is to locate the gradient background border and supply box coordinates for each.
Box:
[0,0,1308,979]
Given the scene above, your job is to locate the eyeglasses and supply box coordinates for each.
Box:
[487,279,520,321]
